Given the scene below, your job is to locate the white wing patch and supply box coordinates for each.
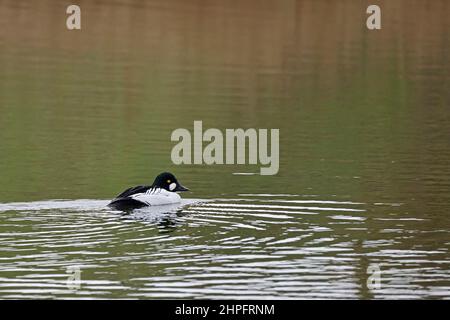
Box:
[130,188,181,206]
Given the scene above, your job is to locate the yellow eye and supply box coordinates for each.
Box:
[167,180,171,183]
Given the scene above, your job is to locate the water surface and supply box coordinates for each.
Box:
[0,0,449,299]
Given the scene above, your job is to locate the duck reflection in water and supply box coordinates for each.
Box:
[116,202,190,232]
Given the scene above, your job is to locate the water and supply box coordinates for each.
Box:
[0,0,449,299]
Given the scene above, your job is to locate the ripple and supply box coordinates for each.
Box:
[0,196,448,299]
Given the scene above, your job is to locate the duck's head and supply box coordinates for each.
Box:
[152,172,189,192]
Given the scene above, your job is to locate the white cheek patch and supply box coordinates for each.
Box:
[169,183,177,191]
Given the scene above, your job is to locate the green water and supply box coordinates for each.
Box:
[0,0,449,299]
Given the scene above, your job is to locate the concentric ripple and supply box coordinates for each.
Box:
[0,195,448,299]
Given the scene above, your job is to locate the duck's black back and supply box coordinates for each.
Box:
[108,185,152,211]
[115,185,151,199]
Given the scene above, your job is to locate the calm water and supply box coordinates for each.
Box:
[0,0,449,299]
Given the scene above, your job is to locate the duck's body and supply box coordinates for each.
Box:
[108,172,188,211]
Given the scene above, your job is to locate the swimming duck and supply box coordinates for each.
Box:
[108,172,189,211]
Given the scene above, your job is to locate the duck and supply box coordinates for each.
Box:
[108,172,189,211]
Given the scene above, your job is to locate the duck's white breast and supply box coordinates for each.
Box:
[130,188,181,206]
